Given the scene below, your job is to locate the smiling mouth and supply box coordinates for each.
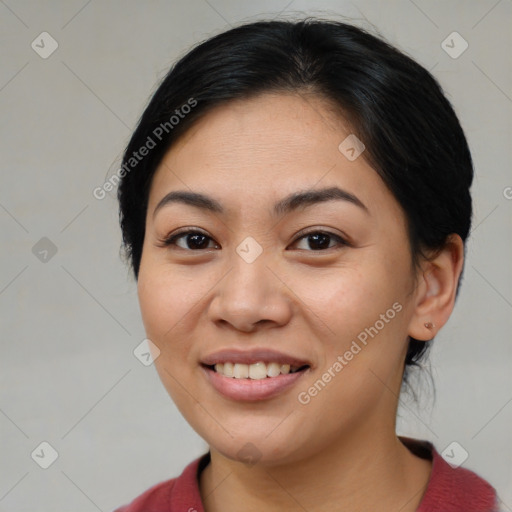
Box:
[202,361,310,379]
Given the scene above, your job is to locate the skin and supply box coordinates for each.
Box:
[137,92,464,512]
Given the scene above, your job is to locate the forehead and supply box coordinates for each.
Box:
[147,93,397,220]
[167,92,351,164]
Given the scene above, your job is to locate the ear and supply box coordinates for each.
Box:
[408,234,465,341]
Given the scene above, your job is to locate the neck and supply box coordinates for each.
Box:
[199,423,432,512]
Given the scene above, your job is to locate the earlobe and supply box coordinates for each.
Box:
[408,234,465,341]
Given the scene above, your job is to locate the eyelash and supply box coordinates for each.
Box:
[158,228,350,252]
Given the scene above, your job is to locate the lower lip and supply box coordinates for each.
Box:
[201,365,309,401]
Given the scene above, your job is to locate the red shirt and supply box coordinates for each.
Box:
[114,438,499,512]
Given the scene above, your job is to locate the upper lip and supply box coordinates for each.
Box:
[201,348,311,368]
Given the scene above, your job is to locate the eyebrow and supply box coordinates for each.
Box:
[152,186,369,219]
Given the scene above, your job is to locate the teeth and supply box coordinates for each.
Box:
[280,364,290,375]
[223,362,233,377]
[212,361,304,379]
[249,362,267,380]
[266,362,281,377]
[233,363,249,379]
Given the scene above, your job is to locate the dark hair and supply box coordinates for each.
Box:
[117,18,473,380]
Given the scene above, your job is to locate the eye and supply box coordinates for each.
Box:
[290,230,348,251]
[159,229,219,251]
[158,228,349,252]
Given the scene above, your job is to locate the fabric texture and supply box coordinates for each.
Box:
[114,437,498,512]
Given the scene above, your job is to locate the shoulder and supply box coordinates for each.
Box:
[401,437,498,512]
[113,452,209,512]
[113,477,176,512]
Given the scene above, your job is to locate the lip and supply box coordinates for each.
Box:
[200,348,312,402]
[201,348,311,367]
[201,364,310,401]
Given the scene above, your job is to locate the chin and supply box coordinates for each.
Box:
[212,440,300,467]
[196,420,312,467]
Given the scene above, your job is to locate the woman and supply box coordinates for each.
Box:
[114,18,499,512]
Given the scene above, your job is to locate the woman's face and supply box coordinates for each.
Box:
[137,93,423,465]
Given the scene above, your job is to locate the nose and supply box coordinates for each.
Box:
[207,248,293,333]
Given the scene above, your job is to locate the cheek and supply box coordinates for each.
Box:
[290,262,409,402]
[137,263,202,339]
[291,263,403,342]
[137,267,204,409]
[136,261,224,380]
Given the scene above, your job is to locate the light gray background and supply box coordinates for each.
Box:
[1,1,511,511]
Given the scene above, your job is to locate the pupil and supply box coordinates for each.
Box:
[309,233,330,250]
[188,234,208,249]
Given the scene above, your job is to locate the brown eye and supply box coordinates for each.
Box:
[292,231,348,251]
[161,230,219,250]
